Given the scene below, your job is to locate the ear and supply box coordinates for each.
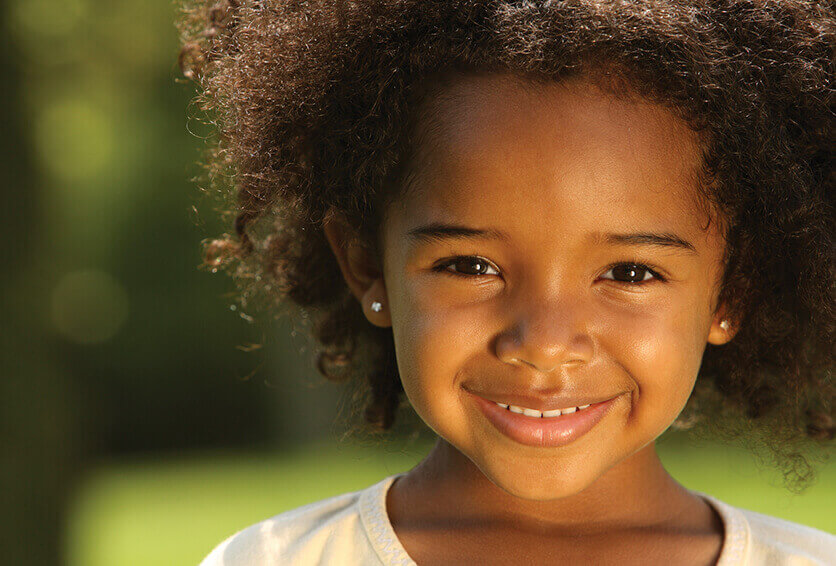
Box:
[707,302,739,345]
[322,209,391,328]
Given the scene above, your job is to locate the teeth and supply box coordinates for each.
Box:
[495,401,592,417]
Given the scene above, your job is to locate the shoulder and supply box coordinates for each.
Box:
[198,476,397,566]
[740,506,835,566]
[701,493,835,566]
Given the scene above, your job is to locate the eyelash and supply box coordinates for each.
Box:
[431,256,667,285]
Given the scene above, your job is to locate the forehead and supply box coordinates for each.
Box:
[388,73,720,247]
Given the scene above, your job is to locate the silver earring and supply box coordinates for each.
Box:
[370,301,383,312]
[719,320,730,331]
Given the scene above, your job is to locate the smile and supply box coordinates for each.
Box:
[494,402,592,418]
[467,391,619,448]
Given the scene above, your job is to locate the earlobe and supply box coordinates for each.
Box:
[707,305,738,345]
[360,282,392,328]
[322,210,392,328]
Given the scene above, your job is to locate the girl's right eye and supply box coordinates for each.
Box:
[432,256,501,277]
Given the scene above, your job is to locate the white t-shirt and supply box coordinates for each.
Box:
[199,473,835,565]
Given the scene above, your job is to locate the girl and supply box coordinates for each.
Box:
[178,1,834,564]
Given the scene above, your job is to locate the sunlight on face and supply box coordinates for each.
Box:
[379,74,728,500]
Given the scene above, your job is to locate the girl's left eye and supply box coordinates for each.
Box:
[433,256,500,277]
[601,263,664,284]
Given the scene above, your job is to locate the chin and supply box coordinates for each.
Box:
[478,455,600,501]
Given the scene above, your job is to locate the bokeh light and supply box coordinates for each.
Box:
[50,270,129,344]
[35,96,117,184]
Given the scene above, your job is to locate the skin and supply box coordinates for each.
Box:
[323,73,739,565]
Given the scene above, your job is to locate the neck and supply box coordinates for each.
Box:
[393,437,698,534]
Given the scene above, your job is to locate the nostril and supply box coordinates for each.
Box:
[511,357,555,373]
[495,326,590,373]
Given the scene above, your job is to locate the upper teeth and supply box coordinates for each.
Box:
[496,402,592,417]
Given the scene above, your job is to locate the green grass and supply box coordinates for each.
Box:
[65,437,833,566]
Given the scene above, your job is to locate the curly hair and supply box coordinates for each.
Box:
[177,0,834,489]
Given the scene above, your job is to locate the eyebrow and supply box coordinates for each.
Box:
[407,223,510,244]
[602,232,697,254]
[406,222,698,255]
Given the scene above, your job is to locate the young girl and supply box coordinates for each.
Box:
[178,1,834,564]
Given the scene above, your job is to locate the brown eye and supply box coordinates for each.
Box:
[602,263,661,284]
[434,256,500,277]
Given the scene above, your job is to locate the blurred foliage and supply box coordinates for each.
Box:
[1,1,332,564]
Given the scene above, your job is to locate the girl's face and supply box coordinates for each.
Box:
[330,74,734,500]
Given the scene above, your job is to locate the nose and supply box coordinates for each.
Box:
[494,296,594,373]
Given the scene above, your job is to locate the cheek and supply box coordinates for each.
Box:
[389,284,493,425]
[600,297,709,421]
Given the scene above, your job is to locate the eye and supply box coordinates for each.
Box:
[433,256,500,277]
[600,263,665,284]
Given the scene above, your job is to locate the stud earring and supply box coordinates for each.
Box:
[370,301,383,313]
[719,320,730,331]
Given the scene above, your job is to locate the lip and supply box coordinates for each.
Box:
[462,386,615,412]
[467,389,620,448]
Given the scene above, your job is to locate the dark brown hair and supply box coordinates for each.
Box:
[177,0,833,489]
